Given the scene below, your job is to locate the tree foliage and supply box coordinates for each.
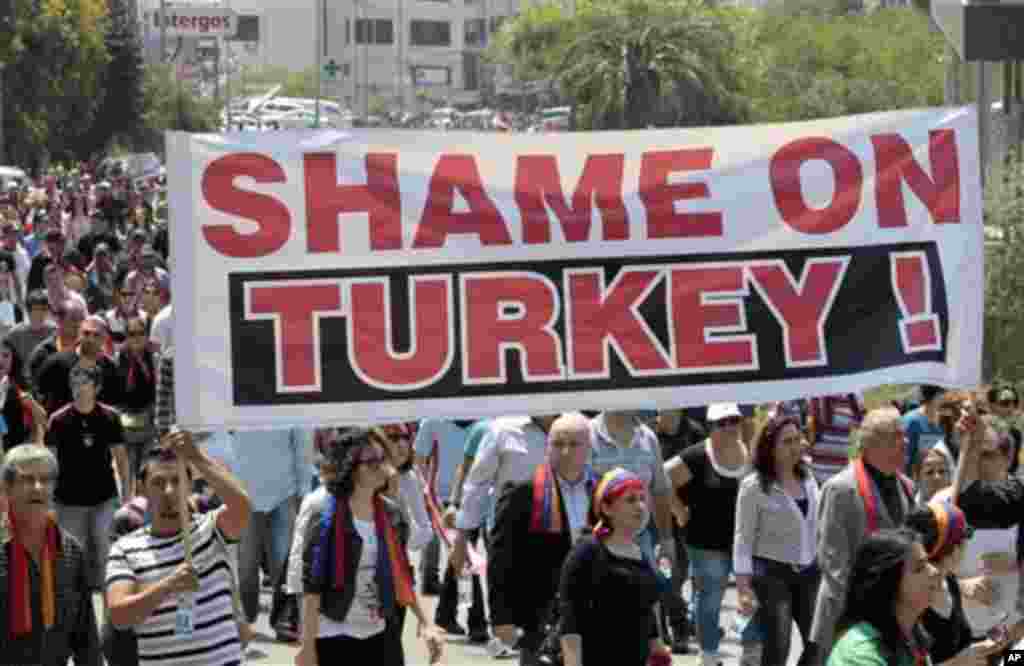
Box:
[86,0,145,155]
[135,65,220,155]
[235,65,319,99]
[748,7,945,122]
[984,152,1024,381]
[494,0,753,130]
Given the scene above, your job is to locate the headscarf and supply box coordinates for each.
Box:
[926,500,970,562]
[591,468,645,539]
[7,509,60,639]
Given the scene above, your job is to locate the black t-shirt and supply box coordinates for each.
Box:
[37,351,121,415]
[46,403,125,506]
[678,441,747,552]
[921,575,971,662]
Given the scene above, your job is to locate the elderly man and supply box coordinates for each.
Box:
[809,407,915,660]
[489,413,595,666]
[0,444,102,665]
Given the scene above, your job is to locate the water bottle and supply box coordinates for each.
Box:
[658,556,673,581]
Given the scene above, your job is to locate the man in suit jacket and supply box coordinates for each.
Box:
[809,407,916,662]
[488,413,595,666]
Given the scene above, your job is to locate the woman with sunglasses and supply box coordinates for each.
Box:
[114,316,156,481]
[380,423,433,553]
[297,427,443,666]
[666,404,755,666]
[987,385,1021,476]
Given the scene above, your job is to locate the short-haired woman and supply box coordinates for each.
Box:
[734,416,820,666]
[827,528,1003,666]
[296,427,442,666]
[558,467,670,666]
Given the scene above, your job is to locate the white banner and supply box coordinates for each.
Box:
[168,107,983,430]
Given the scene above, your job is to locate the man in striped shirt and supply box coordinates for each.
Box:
[105,430,252,666]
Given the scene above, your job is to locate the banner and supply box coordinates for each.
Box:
[168,107,983,430]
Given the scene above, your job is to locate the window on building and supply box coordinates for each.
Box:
[464,18,486,47]
[355,18,394,45]
[463,52,480,90]
[410,20,451,46]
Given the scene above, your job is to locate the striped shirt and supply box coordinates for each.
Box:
[105,507,243,666]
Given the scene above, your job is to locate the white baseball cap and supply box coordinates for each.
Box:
[706,403,742,423]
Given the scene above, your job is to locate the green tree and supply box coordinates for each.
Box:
[2,0,110,168]
[750,7,944,122]
[85,0,145,156]
[493,0,751,130]
[136,65,220,155]
[984,151,1024,380]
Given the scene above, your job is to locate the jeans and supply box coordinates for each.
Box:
[434,527,487,632]
[752,558,820,666]
[688,545,760,655]
[57,497,118,589]
[239,497,298,623]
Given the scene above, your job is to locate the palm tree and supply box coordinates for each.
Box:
[498,0,749,130]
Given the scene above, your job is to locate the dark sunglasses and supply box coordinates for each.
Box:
[997,400,1017,408]
[714,416,742,428]
[357,453,387,467]
[126,330,146,337]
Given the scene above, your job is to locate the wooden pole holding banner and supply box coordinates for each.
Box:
[178,455,192,564]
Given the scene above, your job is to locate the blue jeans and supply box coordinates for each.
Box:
[239,497,298,622]
[687,546,760,654]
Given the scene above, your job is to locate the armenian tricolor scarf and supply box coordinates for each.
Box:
[311,494,415,614]
[529,463,597,535]
[854,458,914,534]
[592,468,646,538]
[926,500,969,562]
[7,509,60,639]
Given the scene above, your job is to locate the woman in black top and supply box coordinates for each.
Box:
[559,467,671,666]
[115,316,156,481]
[666,404,753,665]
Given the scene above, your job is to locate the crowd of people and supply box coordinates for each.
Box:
[0,162,1023,666]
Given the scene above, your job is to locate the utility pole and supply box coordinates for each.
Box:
[315,0,322,127]
[361,0,369,120]
[978,61,990,189]
[160,0,167,64]
[224,0,232,128]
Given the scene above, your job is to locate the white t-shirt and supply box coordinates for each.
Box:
[318,518,388,640]
[151,304,173,355]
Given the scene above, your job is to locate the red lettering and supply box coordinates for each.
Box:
[461,273,563,383]
[304,152,402,253]
[515,154,628,244]
[670,266,756,370]
[872,130,960,228]
[246,282,343,391]
[566,268,670,377]
[348,277,453,389]
[747,258,849,367]
[201,153,291,258]
[640,149,722,238]
[770,138,863,235]
[413,155,512,248]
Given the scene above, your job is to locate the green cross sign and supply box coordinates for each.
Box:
[323,59,340,81]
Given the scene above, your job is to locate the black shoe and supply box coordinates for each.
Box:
[421,579,442,596]
[437,619,467,636]
[671,636,691,655]
[468,628,490,644]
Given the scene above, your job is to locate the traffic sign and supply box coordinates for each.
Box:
[322,59,340,81]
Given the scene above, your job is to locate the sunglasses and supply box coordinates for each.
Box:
[357,453,387,467]
[997,400,1017,408]
[714,416,742,428]
[126,330,146,337]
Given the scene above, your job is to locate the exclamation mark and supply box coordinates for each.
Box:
[890,252,942,354]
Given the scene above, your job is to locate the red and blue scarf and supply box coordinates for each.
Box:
[7,509,60,639]
[529,463,597,535]
[854,458,914,534]
[311,494,415,613]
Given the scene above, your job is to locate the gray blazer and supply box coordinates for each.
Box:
[809,464,914,650]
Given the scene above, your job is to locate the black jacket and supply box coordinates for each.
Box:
[487,472,592,632]
[302,495,410,624]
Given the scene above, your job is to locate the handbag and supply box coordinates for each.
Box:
[531,541,610,666]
